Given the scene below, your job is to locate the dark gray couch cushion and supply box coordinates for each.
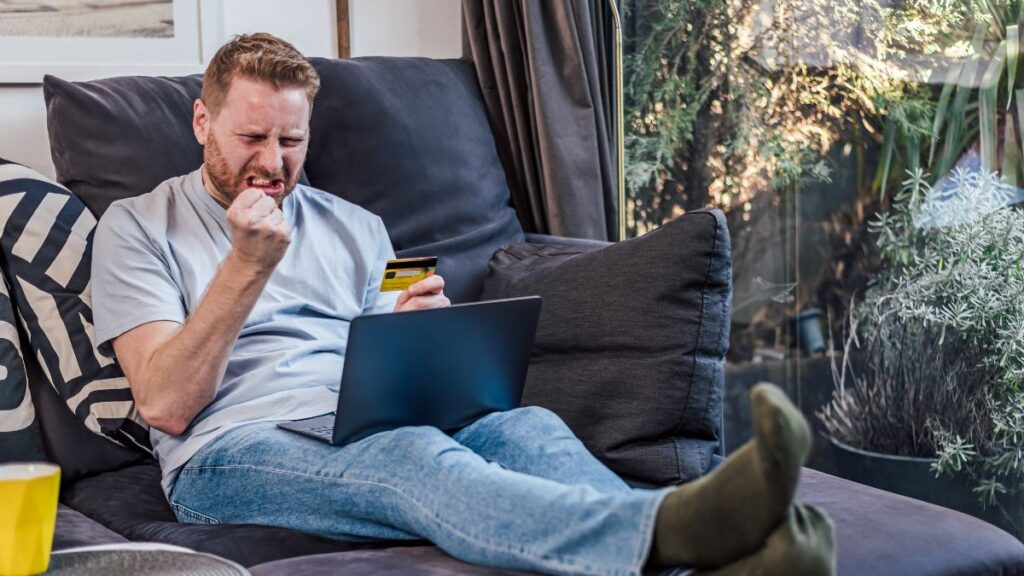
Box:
[248,466,1024,576]
[250,547,522,576]
[481,209,731,486]
[304,57,525,303]
[61,460,411,568]
[43,74,205,218]
[42,74,310,219]
[796,467,1024,575]
[53,504,130,550]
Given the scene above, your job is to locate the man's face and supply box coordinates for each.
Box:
[193,76,310,207]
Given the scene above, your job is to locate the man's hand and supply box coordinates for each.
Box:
[226,188,292,271]
[394,275,450,312]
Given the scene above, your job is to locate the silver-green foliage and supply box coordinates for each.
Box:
[866,167,1024,517]
[821,307,994,461]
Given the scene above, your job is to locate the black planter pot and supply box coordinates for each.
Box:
[790,308,826,356]
[830,438,1023,539]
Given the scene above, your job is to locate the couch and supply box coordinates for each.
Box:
[4,55,1024,575]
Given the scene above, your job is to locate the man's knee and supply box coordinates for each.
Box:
[374,425,449,447]
[371,425,469,461]
[493,405,573,437]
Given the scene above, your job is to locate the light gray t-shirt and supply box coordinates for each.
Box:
[92,168,399,496]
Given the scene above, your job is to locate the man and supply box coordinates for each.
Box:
[92,33,834,576]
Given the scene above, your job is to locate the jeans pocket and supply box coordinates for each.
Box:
[171,502,221,525]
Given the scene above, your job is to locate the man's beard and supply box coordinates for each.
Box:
[204,131,301,207]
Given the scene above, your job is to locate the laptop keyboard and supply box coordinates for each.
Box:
[307,425,334,439]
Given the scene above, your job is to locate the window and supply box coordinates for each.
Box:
[623,0,1024,537]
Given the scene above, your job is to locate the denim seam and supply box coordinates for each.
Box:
[179,463,637,576]
[635,487,675,573]
[171,501,220,525]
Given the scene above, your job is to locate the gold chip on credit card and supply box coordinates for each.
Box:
[380,257,438,292]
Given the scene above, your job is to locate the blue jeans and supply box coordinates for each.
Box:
[169,406,676,576]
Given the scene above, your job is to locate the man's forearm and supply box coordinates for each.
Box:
[135,252,273,434]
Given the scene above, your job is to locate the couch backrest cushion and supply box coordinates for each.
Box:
[304,57,525,303]
[43,74,314,220]
[43,74,205,218]
[44,58,523,303]
[0,270,46,463]
[0,160,150,459]
[481,209,732,486]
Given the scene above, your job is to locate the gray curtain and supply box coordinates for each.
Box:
[462,0,618,241]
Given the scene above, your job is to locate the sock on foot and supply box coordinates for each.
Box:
[650,383,811,568]
[695,503,836,576]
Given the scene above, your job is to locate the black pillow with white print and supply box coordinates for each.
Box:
[0,271,46,463]
[0,159,150,454]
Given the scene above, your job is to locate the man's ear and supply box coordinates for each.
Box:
[193,98,209,146]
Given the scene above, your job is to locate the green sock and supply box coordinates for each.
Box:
[694,504,835,576]
[650,383,811,568]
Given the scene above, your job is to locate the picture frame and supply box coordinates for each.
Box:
[336,0,349,58]
[0,0,225,83]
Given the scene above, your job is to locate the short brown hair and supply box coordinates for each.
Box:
[202,33,320,116]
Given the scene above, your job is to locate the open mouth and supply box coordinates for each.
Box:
[246,176,285,196]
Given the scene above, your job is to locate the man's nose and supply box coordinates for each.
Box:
[256,140,285,174]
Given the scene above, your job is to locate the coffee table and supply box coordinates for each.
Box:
[45,543,248,575]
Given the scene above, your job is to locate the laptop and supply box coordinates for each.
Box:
[277,296,542,446]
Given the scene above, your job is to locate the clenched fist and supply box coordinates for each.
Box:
[226,188,292,271]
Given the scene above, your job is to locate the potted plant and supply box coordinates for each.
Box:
[820,167,1024,538]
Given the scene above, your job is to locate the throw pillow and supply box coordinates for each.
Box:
[305,57,525,303]
[0,159,150,453]
[480,209,732,486]
[0,272,46,463]
[43,74,205,218]
[43,74,311,220]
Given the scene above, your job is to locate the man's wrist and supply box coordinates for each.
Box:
[224,250,277,278]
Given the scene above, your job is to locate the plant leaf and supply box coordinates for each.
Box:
[938,26,987,179]
[984,0,1005,35]
[980,43,1006,172]
[940,85,970,179]
[1003,108,1021,186]
[904,133,921,178]
[930,71,958,168]
[1007,25,1020,110]
[879,118,896,201]
[1016,88,1024,179]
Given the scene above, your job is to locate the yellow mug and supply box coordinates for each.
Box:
[0,463,60,576]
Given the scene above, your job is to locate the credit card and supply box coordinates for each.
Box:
[380,256,438,292]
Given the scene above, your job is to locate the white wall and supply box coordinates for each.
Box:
[217,0,338,59]
[1,86,54,178]
[0,0,462,178]
[351,0,461,58]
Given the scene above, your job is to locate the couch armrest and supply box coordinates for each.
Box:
[523,233,611,250]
